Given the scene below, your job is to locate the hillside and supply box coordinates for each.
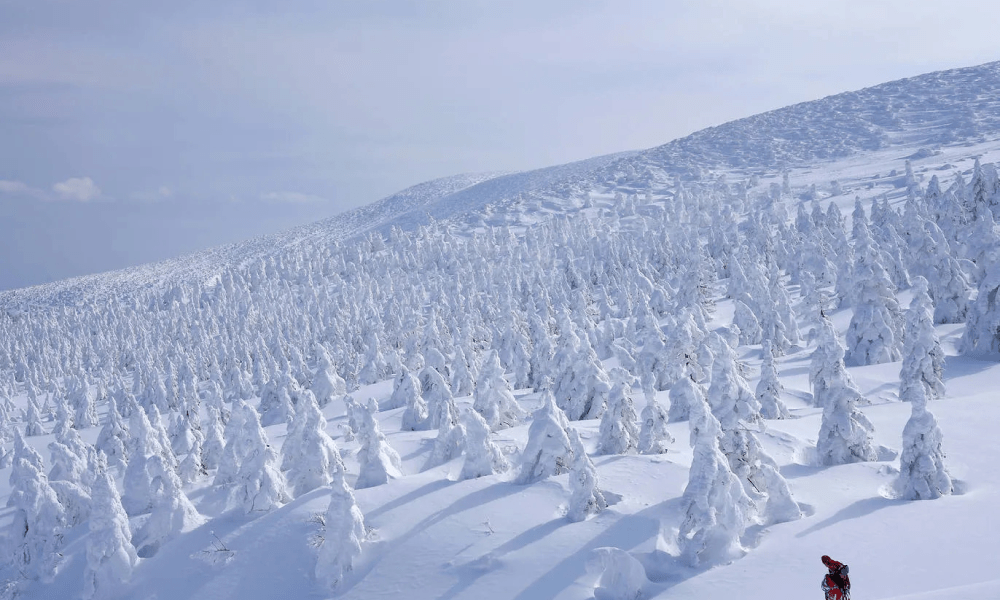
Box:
[1,60,1000,600]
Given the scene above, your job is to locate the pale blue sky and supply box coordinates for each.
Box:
[2,1,1000,290]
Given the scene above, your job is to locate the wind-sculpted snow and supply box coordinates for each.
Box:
[631,61,1000,178]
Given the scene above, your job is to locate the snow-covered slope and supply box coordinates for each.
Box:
[2,60,1000,600]
[7,61,1000,309]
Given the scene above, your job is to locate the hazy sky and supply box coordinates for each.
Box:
[2,1,1000,290]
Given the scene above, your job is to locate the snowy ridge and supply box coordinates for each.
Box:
[633,60,1000,176]
[6,61,1000,308]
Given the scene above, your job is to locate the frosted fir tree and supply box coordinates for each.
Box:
[9,455,66,581]
[399,374,430,432]
[282,389,344,497]
[24,398,45,437]
[894,383,953,500]
[133,454,203,554]
[68,376,100,429]
[146,405,178,470]
[732,300,763,345]
[315,465,366,592]
[231,403,289,512]
[473,350,527,430]
[676,388,752,568]
[706,334,761,428]
[668,372,706,423]
[449,346,476,398]
[960,258,1000,356]
[311,345,347,408]
[908,220,971,324]
[459,408,509,480]
[567,428,607,522]
[517,391,574,484]
[178,438,207,485]
[201,406,226,472]
[423,397,466,471]
[845,227,904,366]
[810,315,860,409]
[420,366,457,430]
[355,398,403,489]
[83,457,138,600]
[387,366,421,411]
[47,440,94,527]
[122,401,170,516]
[899,277,946,403]
[637,390,673,455]
[756,340,790,419]
[596,368,640,455]
[815,327,878,465]
[95,396,129,469]
[551,325,612,421]
[259,373,297,427]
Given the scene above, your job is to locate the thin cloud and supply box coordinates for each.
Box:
[0,179,48,201]
[52,177,101,202]
[261,191,327,204]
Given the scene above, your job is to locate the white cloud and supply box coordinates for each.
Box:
[261,191,327,204]
[53,177,101,202]
[0,180,48,200]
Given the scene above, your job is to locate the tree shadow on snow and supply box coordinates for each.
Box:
[795,496,904,538]
[338,480,530,596]
[366,477,455,520]
[505,502,665,600]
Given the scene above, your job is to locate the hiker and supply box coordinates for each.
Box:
[821,555,851,600]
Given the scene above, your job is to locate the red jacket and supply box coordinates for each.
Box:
[821,556,850,600]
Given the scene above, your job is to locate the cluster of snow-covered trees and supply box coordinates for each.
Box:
[1,152,994,592]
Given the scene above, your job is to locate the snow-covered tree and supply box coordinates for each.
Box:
[553,342,611,421]
[706,334,761,427]
[9,432,67,580]
[899,277,946,402]
[355,399,402,489]
[83,457,138,600]
[815,339,878,465]
[423,397,466,471]
[517,391,573,484]
[459,409,508,480]
[894,383,953,500]
[676,387,752,567]
[637,391,672,455]
[844,225,903,365]
[95,396,129,469]
[231,403,289,512]
[473,350,526,430]
[420,366,456,430]
[24,397,45,436]
[668,373,705,423]
[596,368,639,455]
[315,465,366,592]
[386,366,420,411]
[133,454,202,554]
[399,373,429,431]
[961,258,1000,356]
[282,389,344,497]
[311,345,347,408]
[449,346,476,397]
[756,340,790,419]
[567,428,607,522]
[201,406,226,472]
